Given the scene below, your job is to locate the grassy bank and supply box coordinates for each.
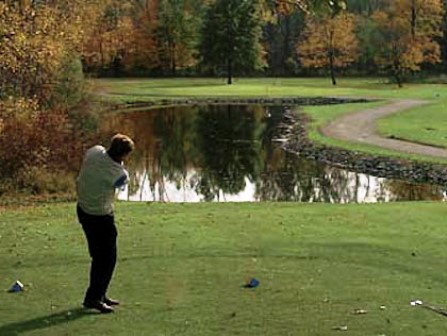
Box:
[1,201,447,335]
[95,77,447,164]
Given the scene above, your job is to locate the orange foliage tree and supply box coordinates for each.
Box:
[0,97,90,194]
[125,0,160,72]
[372,0,443,86]
[81,1,137,73]
[298,12,358,85]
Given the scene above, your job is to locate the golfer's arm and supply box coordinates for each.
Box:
[113,174,128,189]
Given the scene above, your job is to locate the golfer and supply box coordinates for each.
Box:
[76,134,134,313]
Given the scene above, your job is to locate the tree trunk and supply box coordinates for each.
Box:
[226,11,233,85]
[171,42,176,75]
[393,57,403,87]
[329,51,337,86]
[282,15,291,75]
[393,67,403,88]
[329,30,337,86]
[394,73,403,88]
[330,66,337,86]
[411,0,416,39]
[227,57,233,85]
[99,37,104,70]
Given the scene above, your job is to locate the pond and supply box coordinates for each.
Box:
[103,104,446,203]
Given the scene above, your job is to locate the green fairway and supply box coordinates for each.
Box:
[95,77,447,163]
[94,77,444,101]
[1,201,447,335]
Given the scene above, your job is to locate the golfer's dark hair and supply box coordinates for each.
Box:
[108,134,135,159]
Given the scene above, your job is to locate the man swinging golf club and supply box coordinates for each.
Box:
[76,134,134,313]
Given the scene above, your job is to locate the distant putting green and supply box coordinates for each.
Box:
[1,201,447,335]
[95,77,447,163]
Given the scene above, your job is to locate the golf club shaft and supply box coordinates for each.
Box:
[421,303,447,317]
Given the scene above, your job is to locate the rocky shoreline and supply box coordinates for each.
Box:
[117,96,371,109]
[280,109,447,187]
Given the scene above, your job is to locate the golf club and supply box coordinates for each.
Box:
[410,299,447,317]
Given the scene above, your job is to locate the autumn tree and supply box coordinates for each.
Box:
[81,0,206,75]
[442,0,447,68]
[372,0,443,87]
[199,0,265,84]
[298,12,359,85]
[125,0,160,72]
[81,1,137,75]
[0,0,105,194]
[0,1,87,103]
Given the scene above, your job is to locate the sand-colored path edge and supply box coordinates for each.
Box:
[320,99,447,159]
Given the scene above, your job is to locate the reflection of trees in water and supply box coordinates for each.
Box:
[255,149,351,202]
[384,180,444,201]
[105,105,266,201]
[101,104,445,203]
[153,107,199,201]
[194,105,265,200]
[259,106,286,149]
[256,149,390,203]
[320,168,382,203]
[254,106,355,202]
[103,109,165,200]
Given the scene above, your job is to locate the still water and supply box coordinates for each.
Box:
[103,104,446,203]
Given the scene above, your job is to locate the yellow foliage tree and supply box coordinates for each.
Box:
[298,12,358,85]
[81,1,132,72]
[372,0,442,87]
[81,0,161,74]
[0,0,101,103]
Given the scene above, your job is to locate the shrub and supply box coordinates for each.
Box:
[0,98,85,195]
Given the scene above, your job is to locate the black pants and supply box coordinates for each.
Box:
[77,205,117,303]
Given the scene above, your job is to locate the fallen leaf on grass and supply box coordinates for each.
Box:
[353,309,368,315]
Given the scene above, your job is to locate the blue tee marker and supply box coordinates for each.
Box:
[8,280,24,293]
[243,278,260,288]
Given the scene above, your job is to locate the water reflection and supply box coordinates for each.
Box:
[101,104,446,203]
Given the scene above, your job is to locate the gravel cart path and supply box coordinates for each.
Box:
[320,99,447,159]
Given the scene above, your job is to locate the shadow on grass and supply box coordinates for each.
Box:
[0,307,97,336]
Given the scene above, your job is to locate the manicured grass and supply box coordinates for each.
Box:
[377,102,447,148]
[1,201,447,335]
[95,77,447,163]
[94,77,444,101]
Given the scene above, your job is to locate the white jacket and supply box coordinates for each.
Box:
[76,145,129,216]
